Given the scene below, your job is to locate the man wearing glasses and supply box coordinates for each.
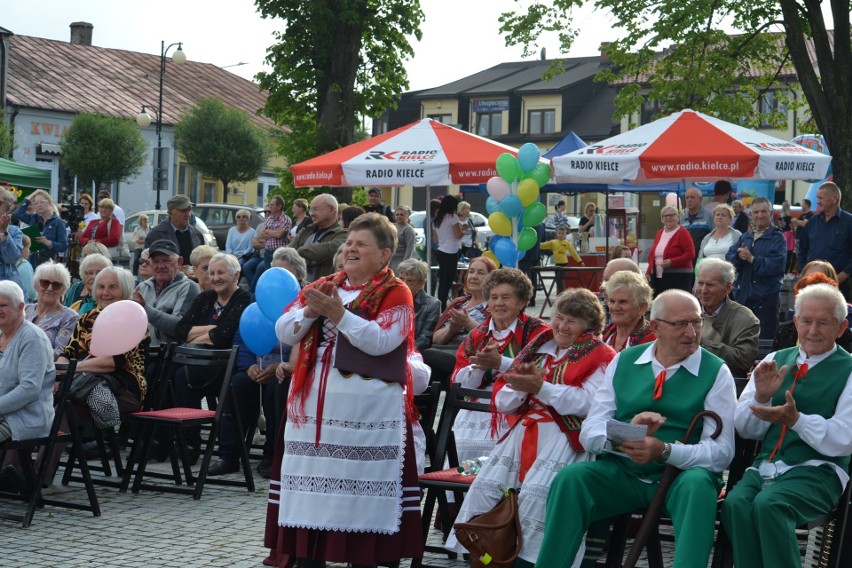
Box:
[289,193,347,281]
[537,289,736,568]
[726,196,787,340]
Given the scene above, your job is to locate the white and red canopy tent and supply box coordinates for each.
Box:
[552,109,832,185]
[290,118,544,291]
[291,117,536,188]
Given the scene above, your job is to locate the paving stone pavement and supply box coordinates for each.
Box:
[1,453,471,568]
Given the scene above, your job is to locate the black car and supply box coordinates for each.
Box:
[192,204,265,249]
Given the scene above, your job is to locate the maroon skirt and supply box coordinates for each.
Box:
[263,418,423,567]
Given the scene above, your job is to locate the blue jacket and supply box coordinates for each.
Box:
[726,225,786,307]
[799,208,852,276]
[0,224,24,290]
[15,203,69,267]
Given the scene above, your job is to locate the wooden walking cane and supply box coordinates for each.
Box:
[622,410,723,568]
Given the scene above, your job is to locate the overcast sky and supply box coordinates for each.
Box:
[1,0,618,91]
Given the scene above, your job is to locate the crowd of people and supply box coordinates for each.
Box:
[2,181,852,568]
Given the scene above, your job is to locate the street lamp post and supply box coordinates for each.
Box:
[136,41,186,210]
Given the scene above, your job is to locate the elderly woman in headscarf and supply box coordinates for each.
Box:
[447,288,616,566]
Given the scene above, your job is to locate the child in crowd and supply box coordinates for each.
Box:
[540,226,583,293]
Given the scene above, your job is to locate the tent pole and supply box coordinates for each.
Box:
[426,185,433,295]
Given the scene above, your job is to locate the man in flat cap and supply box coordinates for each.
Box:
[363,188,395,223]
[145,194,205,267]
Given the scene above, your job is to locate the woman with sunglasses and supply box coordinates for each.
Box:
[25,261,79,356]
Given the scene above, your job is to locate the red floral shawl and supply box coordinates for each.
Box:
[286,267,415,423]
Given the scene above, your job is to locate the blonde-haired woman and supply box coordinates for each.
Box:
[78,198,122,252]
[15,189,68,268]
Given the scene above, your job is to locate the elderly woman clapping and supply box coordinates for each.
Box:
[25,261,79,356]
[451,268,548,461]
[269,213,421,566]
[447,288,616,564]
[0,281,56,444]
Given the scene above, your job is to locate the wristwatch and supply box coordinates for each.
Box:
[660,442,672,462]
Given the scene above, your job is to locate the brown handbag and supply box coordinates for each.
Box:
[453,488,522,568]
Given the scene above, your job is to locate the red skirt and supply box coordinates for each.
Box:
[263,418,423,567]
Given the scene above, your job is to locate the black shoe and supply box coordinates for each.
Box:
[148,442,170,463]
[207,459,240,476]
[81,440,112,460]
[0,465,30,495]
[257,458,272,479]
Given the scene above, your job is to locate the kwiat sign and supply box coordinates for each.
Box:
[362,149,441,180]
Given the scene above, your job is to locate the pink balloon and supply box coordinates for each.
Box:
[90,300,149,357]
[486,176,511,201]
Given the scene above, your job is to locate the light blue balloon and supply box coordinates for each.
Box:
[517,143,540,173]
[494,238,518,268]
[239,303,277,356]
[256,267,301,321]
[486,196,500,215]
[499,194,523,218]
[517,250,526,262]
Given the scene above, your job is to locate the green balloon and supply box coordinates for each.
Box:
[517,227,538,251]
[522,202,547,227]
[496,153,521,183]
[530,163,552,187]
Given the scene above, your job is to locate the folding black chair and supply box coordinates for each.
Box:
[414,381,442,468]
[120,345,254,499]
[0,360,100,527]
[411,383,493,568]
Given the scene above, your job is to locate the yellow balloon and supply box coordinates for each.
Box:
[482,251,501,268]
[488,212,513,237]
[517,178,540,207]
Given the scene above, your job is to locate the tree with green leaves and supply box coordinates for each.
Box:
[59,112,147,189]
[0,110,14,158]
[500,1,852,205]
[255,0,424,202]
[174,97,271,195]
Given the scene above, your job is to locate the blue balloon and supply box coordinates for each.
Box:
[486,196,500,215]
[499,194,523,218]
[256,267,300,321]
[239,303,278,356]
[517,143,541,173]
[493,238,518,268]
[517,250,526,262]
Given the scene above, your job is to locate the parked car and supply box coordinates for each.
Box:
[543,213,581,241]
[123,210,218,252]
[409,210,494,249]
[192,204,265,250]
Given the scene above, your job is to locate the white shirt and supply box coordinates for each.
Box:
[494,338,606,417]
[580,342,737,473]
[737,346,852,486]
[436,213,462,254]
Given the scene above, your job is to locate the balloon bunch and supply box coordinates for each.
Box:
[239,268,300,356]
[484,143,550,267]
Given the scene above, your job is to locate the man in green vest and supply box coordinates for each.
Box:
[721,282,852,568]
[536,289,736,568]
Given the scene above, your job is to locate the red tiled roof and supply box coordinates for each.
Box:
[5,34,281,131]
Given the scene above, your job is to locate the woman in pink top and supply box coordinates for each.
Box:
[646,205,695,296]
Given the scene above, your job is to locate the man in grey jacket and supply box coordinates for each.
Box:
[290,194,347,281]
[696,258,760,377]
[132,239,200,347]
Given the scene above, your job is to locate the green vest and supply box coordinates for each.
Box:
[758,347,852,471]
[610,343,724,479]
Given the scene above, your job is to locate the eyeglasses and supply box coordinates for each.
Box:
[662,214,677,219]
[139,258,150,265]
[657,318,703,330]
[39,279,63,291]
[236,215,249,219]
[32,200,48,206]
[263,210,271,214]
